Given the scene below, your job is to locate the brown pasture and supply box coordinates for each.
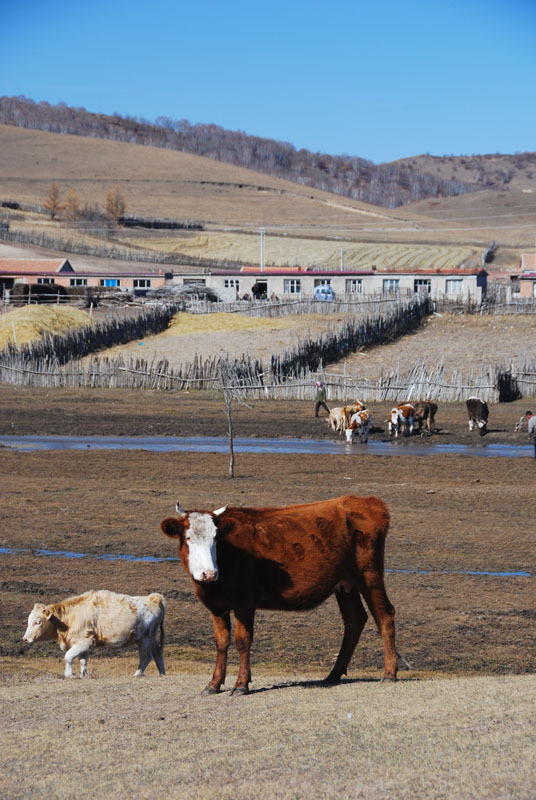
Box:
[1,120,535,796]
[1,124,533,271]
[1,385,535,798]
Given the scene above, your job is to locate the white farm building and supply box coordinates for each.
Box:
[171,266,487,303]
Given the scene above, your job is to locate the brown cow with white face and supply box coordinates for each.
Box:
[389,403,415,438]
[327,402,366,435]
[345,409,372,443]
[161,495,397,695]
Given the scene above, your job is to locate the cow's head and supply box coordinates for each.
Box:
[345,426,354,444]
[160,503,227,582]
[23,603,57,643]
[388,409,400,437]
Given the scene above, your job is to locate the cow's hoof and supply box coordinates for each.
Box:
[201,685,220,695]
[381,676,397,683]
[230,686,249,696]
[323,674,342,685]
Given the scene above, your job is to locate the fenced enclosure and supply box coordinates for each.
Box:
[0,292,535,401]
[183,293,415,316]
[2,351,532,403]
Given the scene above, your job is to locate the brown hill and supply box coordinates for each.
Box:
[0,124,532,273]
[392,152,536,192]
[0,95,479,209]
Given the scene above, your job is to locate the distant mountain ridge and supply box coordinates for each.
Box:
[1,95,532,210]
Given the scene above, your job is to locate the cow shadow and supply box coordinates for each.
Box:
[244,675,420,695]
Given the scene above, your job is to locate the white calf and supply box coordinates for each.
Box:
[23,589,166,678]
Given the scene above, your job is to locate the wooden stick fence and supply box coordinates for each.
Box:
[0,354,524,402]
[185,294,413,317]
[1,294,535,400]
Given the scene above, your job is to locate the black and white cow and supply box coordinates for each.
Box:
[466,397,489,436]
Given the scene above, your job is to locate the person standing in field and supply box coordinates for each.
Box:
[314,381,330,417]
[525,411,536,459]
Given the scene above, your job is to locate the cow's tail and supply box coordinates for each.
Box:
[148,595,166,675]
[149,593,166,651]
[396,649,412,670]
[158,615,165,651]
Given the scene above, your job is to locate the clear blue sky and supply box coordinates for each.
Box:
[1,0,534,163]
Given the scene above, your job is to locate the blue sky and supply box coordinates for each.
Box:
[1,0,534,163]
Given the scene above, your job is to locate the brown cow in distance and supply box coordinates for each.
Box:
[161,495,397,695]
[413,401,438,434]
[466,396,489,435]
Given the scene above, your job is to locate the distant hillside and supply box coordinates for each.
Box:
[0,95,479,210]
[392,152,536,191]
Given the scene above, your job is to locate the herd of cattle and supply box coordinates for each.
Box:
[327,396,490,442]
[21,395,491,688]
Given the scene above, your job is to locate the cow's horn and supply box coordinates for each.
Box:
[213,505,227,516]
[175,502,186,517]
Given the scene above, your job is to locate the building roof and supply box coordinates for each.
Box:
[212,266,483,278]
[0,258,74,275]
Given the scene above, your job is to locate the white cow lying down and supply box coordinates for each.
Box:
[23,589,166,678]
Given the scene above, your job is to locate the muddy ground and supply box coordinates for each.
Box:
[0,386,535,682]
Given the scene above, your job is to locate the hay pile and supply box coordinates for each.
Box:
[0,305,93,349]
[162,312,304,336]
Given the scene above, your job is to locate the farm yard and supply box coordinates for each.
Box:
[1,121,535,798]
[88,308,536,380]
[1,377,535,797]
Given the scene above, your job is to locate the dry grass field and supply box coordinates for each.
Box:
[0,389,535,798]
[1,124,533,271]
[0,371,534,798]
[1,670,535,800]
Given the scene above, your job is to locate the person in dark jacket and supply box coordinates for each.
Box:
[314,381,330,417]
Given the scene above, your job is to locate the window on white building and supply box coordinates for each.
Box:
[383,279,399,294]
[314,278,331,287]
[284,279,301,295]
[346,278,363,293]
[414,279,431,294]
[224,279,240,289]
[446,279,463,295]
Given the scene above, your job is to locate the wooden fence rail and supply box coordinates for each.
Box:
[1,294,536,400]
[1,348,535,403]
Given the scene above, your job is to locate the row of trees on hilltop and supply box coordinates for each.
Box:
[0,95,478,209]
